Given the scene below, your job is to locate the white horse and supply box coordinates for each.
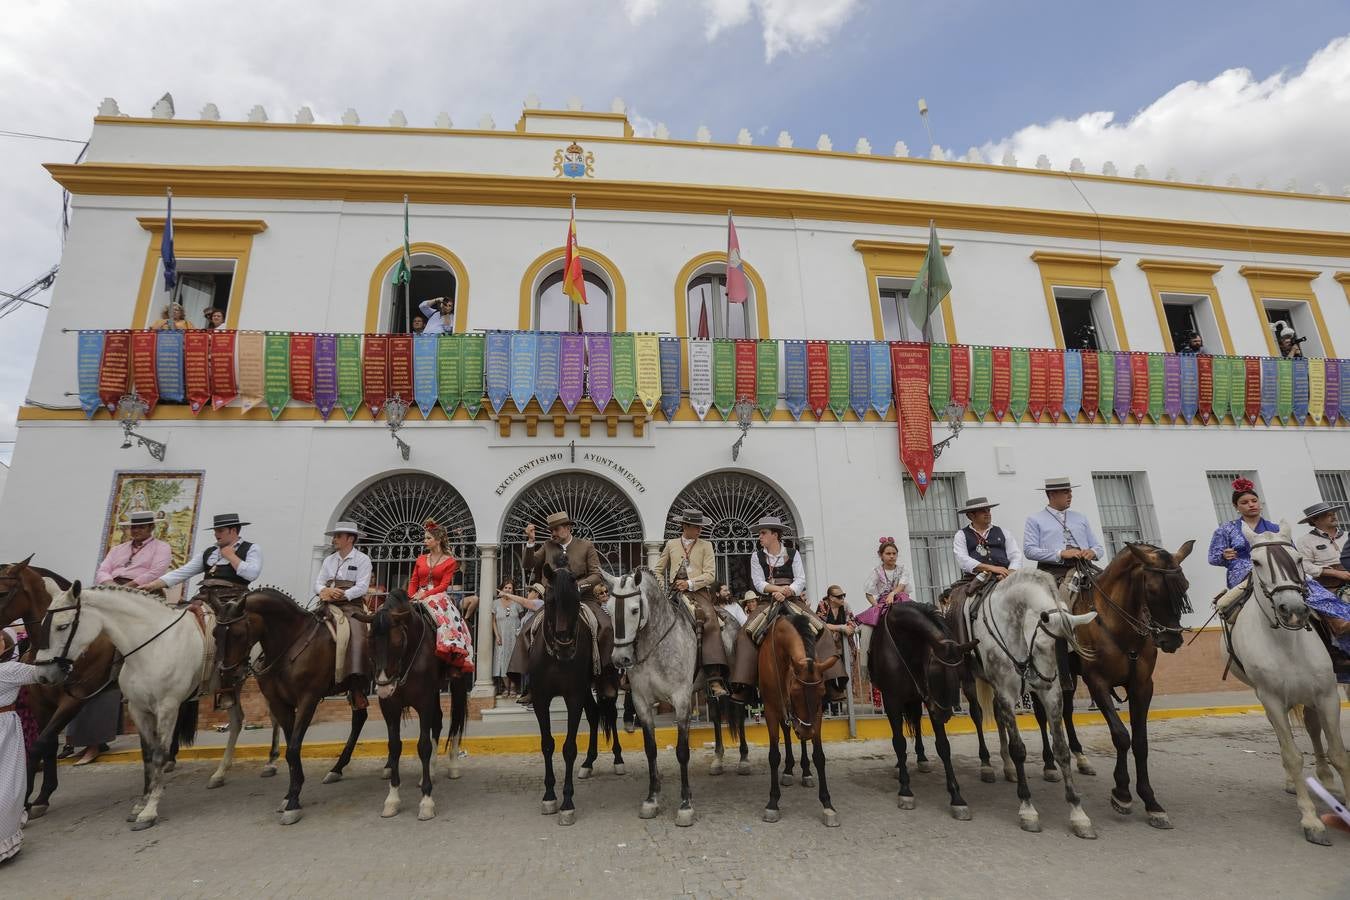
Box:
[970,569,1098,838]
[34,582,208,830]
[1225,521,1350,845]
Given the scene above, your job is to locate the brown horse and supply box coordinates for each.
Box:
[1072,540,1194,828]
[213,588,372,825]
[758,613,839,826]
[363,589,471,821]
[0,556,59,644]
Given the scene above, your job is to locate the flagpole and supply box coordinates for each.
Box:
[921,218,934,343]
[403,194,411,335]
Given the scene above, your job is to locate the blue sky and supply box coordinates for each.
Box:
[2,0,1350,462]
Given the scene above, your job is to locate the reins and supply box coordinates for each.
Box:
[977,593,1057,698]
[42,591,191,672]
[610,580,682,669]
[374,606,430,692]
[765,614,823,735]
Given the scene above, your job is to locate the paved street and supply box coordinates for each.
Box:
[13,712,1350,898]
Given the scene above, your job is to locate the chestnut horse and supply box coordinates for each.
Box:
[758,614,839,827]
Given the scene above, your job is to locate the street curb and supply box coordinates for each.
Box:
[70,701,1293,766]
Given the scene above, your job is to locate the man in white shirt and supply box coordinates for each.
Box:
[142,512,262,604]
[1296,501,1349,598]
[313,521,373,608]
[418,297,454,335]
[947,496,1024,642]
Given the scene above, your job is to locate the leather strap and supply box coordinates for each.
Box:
[0,703,15,714]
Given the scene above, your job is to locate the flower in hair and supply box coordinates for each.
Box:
[878,536,895,545]
[424,519,440,530]
[1231,478,1255,493]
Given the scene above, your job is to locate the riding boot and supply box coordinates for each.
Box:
[730,683,754,704]
[826,678,847,704]
[704,665,728,698]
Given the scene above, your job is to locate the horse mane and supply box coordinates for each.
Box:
[371,589,411,639]
[907,601,951,636]
[785,613,816,656]
[84,584,165,600]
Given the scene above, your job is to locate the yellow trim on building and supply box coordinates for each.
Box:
[365,242,470,334]
[1030,251,1130,350]
[672,251,771,339]
[48,162,1350,259]
[1238,265,1338,357]
[1335,272,1350,308]
[132,217,265,329]
[1136,259,1235,354]
[517,245,627,331]
[852,240,958,342]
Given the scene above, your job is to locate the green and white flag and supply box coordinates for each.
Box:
[906,221,952,341]
[392,195,411,288]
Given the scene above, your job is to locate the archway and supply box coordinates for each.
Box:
[665,471,798,598]
[499,471,643,588]
[340,472,476,598]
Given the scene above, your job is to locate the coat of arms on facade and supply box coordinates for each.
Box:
[554,141,595,179]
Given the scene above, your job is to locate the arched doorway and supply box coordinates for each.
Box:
[500,472,643,588]
[340,473,477,599]
[665,472,798,599]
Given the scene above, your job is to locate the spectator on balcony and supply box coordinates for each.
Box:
[1177,330,1206,355]
[411,313,427,335]
[149,302,193,331]
[418,297,454,335]
[203,307,226,330]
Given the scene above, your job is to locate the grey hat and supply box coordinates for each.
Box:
[1041,477,1079,492]
[1299,501,1344,525]
[958,496,999,515]
[325,520,366,538]
[119,510,157,528]
[205,513,249,531]
[674,508,706,528]
[754,515,789,535]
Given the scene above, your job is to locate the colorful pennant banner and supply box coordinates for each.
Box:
[784,341,807,421]
[559,333,585,414]
[756,340,778,420]
[891,342,934,497]
[336,333,361,421]
[155,329,185,405]
[869,342,892,418]
[535,332,561,415]
[413,332,438,418]
[98,330,131,414]
[827,341,850,420]
[587,333,613,413]
[635,333,661,415]
[611,332,636,413]
[264,332,290,419]
[688,339,713,420]
[437,333,461,417]
[209,330,237,411]
[712,339,735,420]
[849,342,870,420]
[806,341,829,420]
[659,337,681,419]
[77,331,104,418]
[509,331,538,414]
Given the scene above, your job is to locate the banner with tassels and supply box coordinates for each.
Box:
[156,329,184,406]
[634,333,661,415]
[757,340,778,420]
[535,332,561,415]
[891,342,933,497]
[413,333,438,418]
[98,330,131,414]
[950,344,970,412]
[991,347,1011,422]
[290,334,314,405]
[1028,348,1047,423]
[659,337,681,419]
[1292,357,1309,424]
[848,342,870,420]
[184,331,210,415]
[336,334,361,421]
[236,331,264,413]
[1309,357,1325,424]
[1063,350,1082,421]
[784,341,807,421]
[806,341,829,420]
[209,330,237,411]
[1009,348,1029,423]
[827,341,850,420]
[264,332,290,419]
[77,331,104,418]
[970,346,991,421]
[131,330,158,414]
[611,332,636,413]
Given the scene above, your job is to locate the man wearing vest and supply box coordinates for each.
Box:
[1023,477,1105,588]
[143,512,262,605]
[656,508,727,697]
[945,496,1025,643]
[729,516,847,705]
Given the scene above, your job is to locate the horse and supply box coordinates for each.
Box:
[758,613,840,826]
[604,566,741,826]
[1224,522,1350,845]
[527,564,622,826]
[969,569,1098,837]
[1071,540,1195,829]
[0,556,55,642]
[213,587,373,825]
[32,583,204,830]
[364,589,471,821]
[870,601,979,818]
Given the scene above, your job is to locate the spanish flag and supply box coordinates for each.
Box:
[562,196,588,305]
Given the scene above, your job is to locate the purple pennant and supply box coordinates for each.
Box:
[313,333,338,420]
[586,333,612,411]
[1337,358,1349,424]
[1113,351,1131,422]
[1163,354,1181,420]
[559,333,585,413]
[1179,353,1198,423]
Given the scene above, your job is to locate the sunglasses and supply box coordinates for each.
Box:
[829,593,846,600]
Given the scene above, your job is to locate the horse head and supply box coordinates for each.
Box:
[371,589,417,698]
[0,554,50,644]
[1244,520,1310,630]
[32,580,85,685]
[605,567,659,668]
[1120,540,1194,652]
[213,595,257,688]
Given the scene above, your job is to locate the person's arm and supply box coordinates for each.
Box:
[749,552,768,593]
[501,591,542,611]
[1208,526,1228,568]
[315,556,333,597]
[954,531,978,575]
[1083,519,1105,561]
[1022,515,1058,563]
[655,541,673,582]
[895,559,910,593]
[234,543,263,582]
[345,554,372,601]
[788,551,806,598]
[419,299,437,318]
[153,552,206,590]
[0,660,41,687]
[1005,532,1025,571]
[692,543,716,591]
[95,545,122,585]
[578,543,602,592]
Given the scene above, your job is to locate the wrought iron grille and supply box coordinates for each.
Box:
[499,472,644,588]
[1316,471,1350,509]
[903,473,965,604]
[664,472,798,598]
[1091,471,1159,559]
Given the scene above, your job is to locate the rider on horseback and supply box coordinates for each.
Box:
[1297,501,1350,600]
[142,512,262,607]
[655,508,728,698]
[1022,478,1104,594]
[314,521,374,708]
[945,495,1024,645]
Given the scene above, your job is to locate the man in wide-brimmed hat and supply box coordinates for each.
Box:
[656,508,728,696]
[314,521,373,606]
[95,509,172,589]
[1296,501,1349,597]
[143,512,262,603]
[1022,478,1104,585]
[945,495,1025,643]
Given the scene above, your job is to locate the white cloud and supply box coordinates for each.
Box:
[622,0,662,23]
[982,34,1350,190]
[660,0,863,60]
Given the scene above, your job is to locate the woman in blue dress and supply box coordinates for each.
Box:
[1209,478,1350,655]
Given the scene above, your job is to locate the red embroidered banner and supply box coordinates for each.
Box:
[1028,349,1049,422]
[97,330,131,414]
[950,344,971,407]
[209,330,237,410]
[990,347,1011,422]
[891,342,934,497]
[363,334,389,417]
[1081,349,1099,422]
[290,333,315,404]
[1130,353,1149,422]
[734,339,757,402]
[1045,349,1065,422]
[388,334,414,403]
[806,340,829,419]
[1197,354,1213,424]
[131,330,158,414]
[184,330,210,414]
[1244,357,1261,425]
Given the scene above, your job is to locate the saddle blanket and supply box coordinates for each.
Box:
[522,603,602,675]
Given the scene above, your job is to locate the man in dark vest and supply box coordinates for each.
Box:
[143,512,262,605]
[945,496,1024,644]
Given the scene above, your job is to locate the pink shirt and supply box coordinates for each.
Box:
[96,538,172,587]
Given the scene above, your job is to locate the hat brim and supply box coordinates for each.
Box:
[204,521,249,530]
[959,503,999,514]
[325,529,366,538]
[675,518,705,527]
[1299,505,1342,524]
[1041,485,1079,492]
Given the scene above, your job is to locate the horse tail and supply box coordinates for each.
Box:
[903,702,923,739]
[975,676,996,723]
[174,697,199,748]
[599,692,618,745]
[721,696,744,745]
[443,672,470,753]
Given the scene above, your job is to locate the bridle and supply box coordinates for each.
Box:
[1084,545,1191,645]
[41,588,190,673]
[1247,539,1311,632]
[881,607,965,714]
[543,585,582,662]
[373,606,428,692]
[978,592,1059,697]
[610,571,680,668]
[764,619,824,736]
[214,605,259,678]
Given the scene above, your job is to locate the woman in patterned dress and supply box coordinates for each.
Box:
[2,628,44,862]
[407,520,475,674]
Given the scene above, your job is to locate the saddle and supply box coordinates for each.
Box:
[317,599,368,686]
[744,597,823,646]
[522,603,603,675]
[946,574,997,650]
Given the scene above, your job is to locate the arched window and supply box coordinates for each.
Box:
[536,266,613,332]
[674,252,767,340]
[366,243,470,335]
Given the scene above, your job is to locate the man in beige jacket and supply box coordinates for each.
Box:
[656,508,729,697]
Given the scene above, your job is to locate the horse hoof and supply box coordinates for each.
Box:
[559,809,576,826]
[737,760,752,776]
[381,767,392,781]
[951,805,972,821]
[1075,754,1096,776]
[27,804,48,820]
[1019,816,1042,834]
[1042,768,1061,783]
[280,808,303,825]
[446,767,462,781]
[801,775,815,788]
[916,760,933,774]
[418,797,435,821]
[639,800,660,819]
[1305,825,1333,846]
[1111,795,1133,815]
[163,760,176,773]
[676,807,695,828]
[322,771,342,785]
[1072,821,1098,840]
[130,817,157,832]
[822,809,839,828]
[259,765,278,778]
[614,763,625,776]
[898,795,916,811]
[577,766,592,780]
[1147,811,1173,830]
[780,773,794,787]
[207,774,225,789]
[126,809,143,823]
[980,767,996,784]
[381,801,400,818]
[542,799,560,815]
[762,808,781,823]
[624,721,637,734]
[710,760,724,776]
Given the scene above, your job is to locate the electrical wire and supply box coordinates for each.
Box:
[0,128,87,144]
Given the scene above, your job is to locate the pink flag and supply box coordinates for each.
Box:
[726,211,748,304]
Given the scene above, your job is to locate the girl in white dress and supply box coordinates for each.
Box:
[1,629,43,862]
[855,538,911,682]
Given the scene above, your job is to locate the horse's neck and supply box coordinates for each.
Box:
[640,587,675,639]
[85,590,181,653]
[1090,565,1142,632]
[255,594,307,651]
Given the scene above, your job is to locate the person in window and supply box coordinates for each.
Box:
[854,537,911,682]
[407,519,474,673]
[418,297,453,335]
[150,302,193,331]
[411,313,427,335]
[203,308,226,330]
[1274,322,1305,358]
[1177,331,1205,355]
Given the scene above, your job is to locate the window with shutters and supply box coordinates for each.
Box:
[902,473,966,603]
[1091,472,1160,558]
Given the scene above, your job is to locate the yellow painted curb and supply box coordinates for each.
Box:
[71,700,1317,766]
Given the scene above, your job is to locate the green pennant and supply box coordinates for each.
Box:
[264,331,290,420]
[1097,351,1115,422]
[756,340,778,420]
[460,333,485,417]
[929,343,951,416]
[1230,356,1247,426]
[438,333,461,416]
[1211,355,1230,422]
[1148,353,1165,423]
[828,341,850,419]
[1277,357,1293,422]
[712,339,735,420]
[336,334,362,421]
[611,332,636,412]
[1009,348,1030,422]
[970,346,992,420]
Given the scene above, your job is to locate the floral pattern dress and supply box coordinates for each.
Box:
[408,555,475,674]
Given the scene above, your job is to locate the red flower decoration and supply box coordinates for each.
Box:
[1231,478,1255,493]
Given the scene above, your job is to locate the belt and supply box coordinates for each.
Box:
[0,703,15,715]
[327,580,357,589]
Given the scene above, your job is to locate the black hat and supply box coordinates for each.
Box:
[205,513,250,531]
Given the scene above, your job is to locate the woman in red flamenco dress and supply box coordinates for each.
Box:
[407,519,474,674]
